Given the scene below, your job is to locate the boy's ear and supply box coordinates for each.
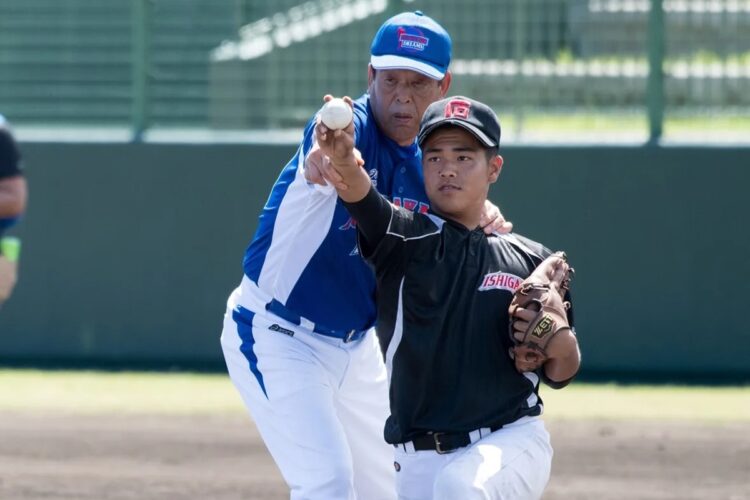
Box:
[488,155,503,183]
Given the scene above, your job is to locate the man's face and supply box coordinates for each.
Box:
[368,67,451,146]
[422,127,502,227]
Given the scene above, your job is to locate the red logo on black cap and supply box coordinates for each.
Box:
[444,99,471,119]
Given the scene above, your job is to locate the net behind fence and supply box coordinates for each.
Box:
[0,0,747,142]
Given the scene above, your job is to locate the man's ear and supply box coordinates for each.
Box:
[488,155,504,184]
[368,65,375,88]
[439,71,452,97]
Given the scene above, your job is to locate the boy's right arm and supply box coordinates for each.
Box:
[313,98,370,203]
[305,94,368,190]
[313,97,391,253]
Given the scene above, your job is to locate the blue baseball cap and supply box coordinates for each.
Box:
[370,11,452,80]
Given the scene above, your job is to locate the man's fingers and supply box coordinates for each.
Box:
[331,180,349,191]
[481,215,513,235]
[321,163,344,184]
[481,216,498,234]
[478,201,510,235]
[304,146,327,186]
[316,153,353,190]
[315,120,330,142]
[479,206,500,227]
[304,163,325,186]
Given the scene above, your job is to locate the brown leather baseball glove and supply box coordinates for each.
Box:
[508,251,573,372]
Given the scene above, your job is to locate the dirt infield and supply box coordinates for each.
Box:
[1,412,748,500]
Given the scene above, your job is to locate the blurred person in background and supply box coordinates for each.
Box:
[0,114,27,304]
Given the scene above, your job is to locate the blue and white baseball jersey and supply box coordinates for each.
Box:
[241,94,429,333]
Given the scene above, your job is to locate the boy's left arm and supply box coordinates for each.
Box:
[509,252,580,388]
[540,327,581,389]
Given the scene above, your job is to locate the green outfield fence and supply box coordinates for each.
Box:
[1,0,749,143]
[1,142,749,381]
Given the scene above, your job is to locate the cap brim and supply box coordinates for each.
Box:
[419,120,497,149]
[370,54,445,79]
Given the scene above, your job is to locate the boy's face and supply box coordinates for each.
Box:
[421,127,503,227]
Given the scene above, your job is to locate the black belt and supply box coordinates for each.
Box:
[265,299,367,343]
[404,426,503,455]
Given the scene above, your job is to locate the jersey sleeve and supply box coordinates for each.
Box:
[364,205,442,272]
[351,99,369,153]
[299,113,319,159]
[342,186,441,272]
[0,126,22,179]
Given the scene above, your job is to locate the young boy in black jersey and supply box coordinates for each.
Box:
[316,96,581,500]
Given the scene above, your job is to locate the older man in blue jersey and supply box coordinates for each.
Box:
[220,12,510,500]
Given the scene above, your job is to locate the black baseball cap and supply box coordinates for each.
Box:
[417,96,501,152]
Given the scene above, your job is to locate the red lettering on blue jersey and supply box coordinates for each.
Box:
[393,197,429,213]
[341,198,430,232]
[339,217,358,231]
[403,198,418,211]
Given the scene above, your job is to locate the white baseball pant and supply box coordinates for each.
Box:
[393,418,552,500]
[220,283,396,500]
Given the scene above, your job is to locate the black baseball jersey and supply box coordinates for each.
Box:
[344,187,575,445]
[0,125,22,179]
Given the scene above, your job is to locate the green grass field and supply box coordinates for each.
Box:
[1,369,748,422]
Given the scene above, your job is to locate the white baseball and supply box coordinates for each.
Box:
[320,98,353,130]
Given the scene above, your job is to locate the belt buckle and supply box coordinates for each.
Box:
[433,432,450,454]
[344,329,356,343]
